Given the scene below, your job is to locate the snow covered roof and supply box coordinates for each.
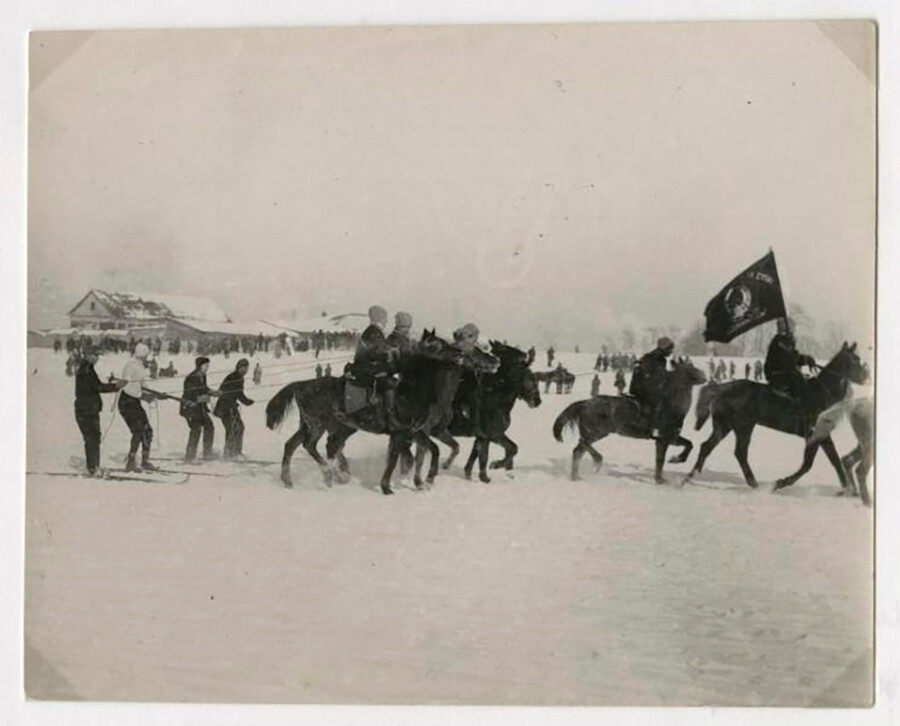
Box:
[72,290,231,323]
[262,313,369,334]
[167,319,286,337]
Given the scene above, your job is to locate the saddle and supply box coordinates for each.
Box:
[342,371,381,415]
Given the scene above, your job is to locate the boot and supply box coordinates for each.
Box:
[383,388,403,432]
[141,455,159,472]
[125,453,138,472]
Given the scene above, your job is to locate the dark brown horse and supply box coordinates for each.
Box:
[685,342,868,491]
[553,359,707,483]
[430,341,541,483]
[265,330,499,494]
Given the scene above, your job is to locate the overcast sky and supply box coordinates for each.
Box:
[28,21,875,349]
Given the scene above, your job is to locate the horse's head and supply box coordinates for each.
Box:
[489,340,541,408]
[418,328,500,374]
[671,358,707,387]
[826,342,869,386]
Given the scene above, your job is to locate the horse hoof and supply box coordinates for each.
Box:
[441,461,450,470]
[381,486,394,496]
[464,470,473,480]
[773,480,788,492]
[747,480,759,489]
[655,478,667,485]
[426,475,436,485]
[282,479,293,489]
[489,461,504,470]
[479,474,491,484]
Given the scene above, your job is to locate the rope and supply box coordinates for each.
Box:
[132,352,354,384]
[100,390,120,444]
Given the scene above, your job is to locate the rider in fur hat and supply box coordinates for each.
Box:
[353,305,402,431]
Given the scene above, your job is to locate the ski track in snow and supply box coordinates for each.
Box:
[25,348,873,705]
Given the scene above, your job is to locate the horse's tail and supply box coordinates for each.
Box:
[266,381,302,430]
[553,401,584,442]
[694,383,718,430]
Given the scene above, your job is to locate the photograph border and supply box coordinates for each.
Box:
[2,1,896,725]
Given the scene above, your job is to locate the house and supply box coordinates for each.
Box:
[68,290,230,331]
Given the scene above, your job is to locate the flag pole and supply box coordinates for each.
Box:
[769,247,790,333]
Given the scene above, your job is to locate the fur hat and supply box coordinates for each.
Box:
[657,336,675,352]
[395,311,413,327]
[368,305,388,324]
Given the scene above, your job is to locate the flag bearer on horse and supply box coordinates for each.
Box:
[764,317,818,404]
[351,305,403,431]
[629,336,675,436]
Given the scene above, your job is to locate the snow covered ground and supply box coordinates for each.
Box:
[24,347,873,705]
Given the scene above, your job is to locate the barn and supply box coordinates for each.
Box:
[68,290,230,331]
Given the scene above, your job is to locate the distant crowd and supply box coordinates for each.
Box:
[56,329,362,378]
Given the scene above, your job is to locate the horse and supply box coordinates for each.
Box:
[807,395,874,505]
[552,358,707,483]
[265,330,499,494]
[429,341,541,483]
[685,342,868,491]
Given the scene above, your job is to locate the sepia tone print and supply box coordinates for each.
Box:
[26,21,875,705]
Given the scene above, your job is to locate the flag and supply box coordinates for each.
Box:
[703,251,787,343]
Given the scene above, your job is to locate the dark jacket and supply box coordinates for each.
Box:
[74,360,118,414]
[353,324,393,378]
[181,369,212,418]
[214,370,253,417]
[764,333,815,386]
[630,348,669,401]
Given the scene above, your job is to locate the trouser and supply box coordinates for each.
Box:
[220,407,245,458]
[75,408,101,473]
[185,410,215,461]
[769,371,805,401]
[118,394,153,461]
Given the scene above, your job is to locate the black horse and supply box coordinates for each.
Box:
[685,342,868,491]
[265,330,499,494]
[553,358,707,483]
[430,341,541,483]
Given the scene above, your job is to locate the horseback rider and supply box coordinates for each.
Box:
[386,311,415,358]
[452,323,487,433]
[630,336,675,436]
[352,305,402,431]
[764,317,817,403]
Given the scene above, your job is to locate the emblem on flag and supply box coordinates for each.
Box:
[703,251,787,343]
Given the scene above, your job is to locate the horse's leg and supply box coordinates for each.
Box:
[301,423,335,486]
[398,442,415,476]
[489,434,518,470]
[857,447,872,506]
[732,425,758,489]
[431,429,460,470]
[668,435,693,464]
[686,417,731,480]
[774,440,821,491]
[325,427,354,484]
[655,438,668,484]
[841,446,861,498]
[583,437,605,472]
[571,439,592,481]
[463,441,479,480]
[819,436,851,495]
[410,434,438,488]
[477,438,491,483]
[379,435,403,495]
[280,424,307,488]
